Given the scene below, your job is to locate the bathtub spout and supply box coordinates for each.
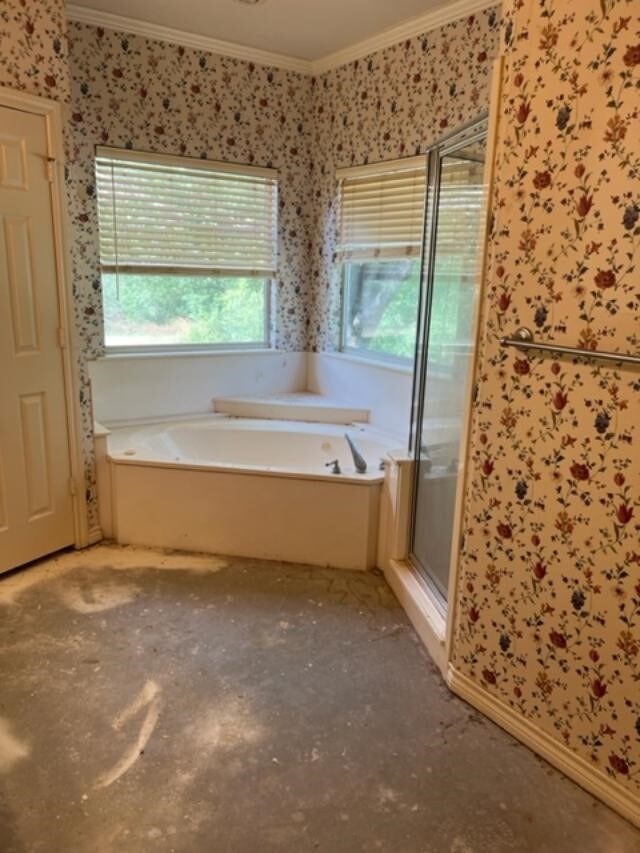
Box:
[345,434,367,474]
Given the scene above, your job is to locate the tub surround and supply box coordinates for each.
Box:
[90,349,465,443]
[88,350,307,426]
[98,417,394,570]
[110,463,379,568]
[90,354,412,568]
[307,351,466,443]
[308,352,414,440]
[89,351,412,440]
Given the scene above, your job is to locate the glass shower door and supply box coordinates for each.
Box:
[410,123,488,605]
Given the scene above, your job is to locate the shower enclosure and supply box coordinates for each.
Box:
[409,119,489,607]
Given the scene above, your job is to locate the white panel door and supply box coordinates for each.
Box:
[0,104,75,572]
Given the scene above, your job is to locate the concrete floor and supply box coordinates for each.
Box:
[0,545,638,853]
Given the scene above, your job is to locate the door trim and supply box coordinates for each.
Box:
[443,57,504,661]
[408,115,490,605]
[0,86,90,550]
[403,59,504,661]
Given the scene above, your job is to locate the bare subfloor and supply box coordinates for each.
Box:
[0,545,638,853]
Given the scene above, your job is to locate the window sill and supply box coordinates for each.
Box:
[320,350,415,376]
[96,347,282,362]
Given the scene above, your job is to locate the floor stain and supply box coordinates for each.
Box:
[0,718,29,774]
[96,679,162,788]
[59,579,141,614]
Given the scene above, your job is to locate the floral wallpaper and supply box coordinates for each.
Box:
[66,21,314,358]
[452,0,640,803]
[0,0,70,102]
[308,7,501,351]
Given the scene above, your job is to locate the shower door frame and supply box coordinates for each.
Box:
[407,114,491,619]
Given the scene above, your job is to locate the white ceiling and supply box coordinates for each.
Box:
[67,0,463,62]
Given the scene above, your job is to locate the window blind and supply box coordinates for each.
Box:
[336,156,427,262]
[95,147,278,278]
[432,156,487,263]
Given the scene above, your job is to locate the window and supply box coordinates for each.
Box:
[337,157,426,361]
[95,148,278,351]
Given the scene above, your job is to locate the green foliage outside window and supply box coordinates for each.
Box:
[102,273,268,348]
[343,257,476,365]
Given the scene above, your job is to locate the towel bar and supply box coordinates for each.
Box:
[500,327,640,367]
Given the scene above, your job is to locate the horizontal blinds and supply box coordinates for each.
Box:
[95,148,278,277]
[433,157,486,268]
[337,157,426,262]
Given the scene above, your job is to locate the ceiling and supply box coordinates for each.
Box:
[67,0,473,63]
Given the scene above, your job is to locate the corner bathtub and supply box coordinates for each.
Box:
[95,417,401,570]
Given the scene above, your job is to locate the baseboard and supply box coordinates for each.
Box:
[87,525,103,545]
[448,665,640,828]
[385,559,447,676]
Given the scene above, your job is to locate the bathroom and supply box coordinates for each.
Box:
[0,0,638,848]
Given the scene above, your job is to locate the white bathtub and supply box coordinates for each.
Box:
[96,417,402,570]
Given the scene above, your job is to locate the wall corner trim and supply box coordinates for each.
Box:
[447,666,640,828]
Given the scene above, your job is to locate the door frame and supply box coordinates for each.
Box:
[443,58,504,661]
[0,85,90,550]
[395,58,505,673]
[407,116,489,608]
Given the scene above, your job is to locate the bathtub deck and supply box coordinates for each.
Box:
[0,544,638,853]
[212,391,371,424]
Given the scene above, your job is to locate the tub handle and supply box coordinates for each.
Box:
[325,459,341,475]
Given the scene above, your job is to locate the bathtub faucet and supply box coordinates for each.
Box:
[325,459,341,475]
[345,434,367,474]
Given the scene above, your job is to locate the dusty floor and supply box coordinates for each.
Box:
[0,545,638,853]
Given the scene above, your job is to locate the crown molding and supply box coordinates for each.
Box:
[67,0,499,77]
[310,0,498,74]
[66,4,313,74]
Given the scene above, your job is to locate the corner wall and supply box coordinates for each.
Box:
[307,353,413,439]
[64,9,501,525]
[90,351,307,425]
[452,0,640,818]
